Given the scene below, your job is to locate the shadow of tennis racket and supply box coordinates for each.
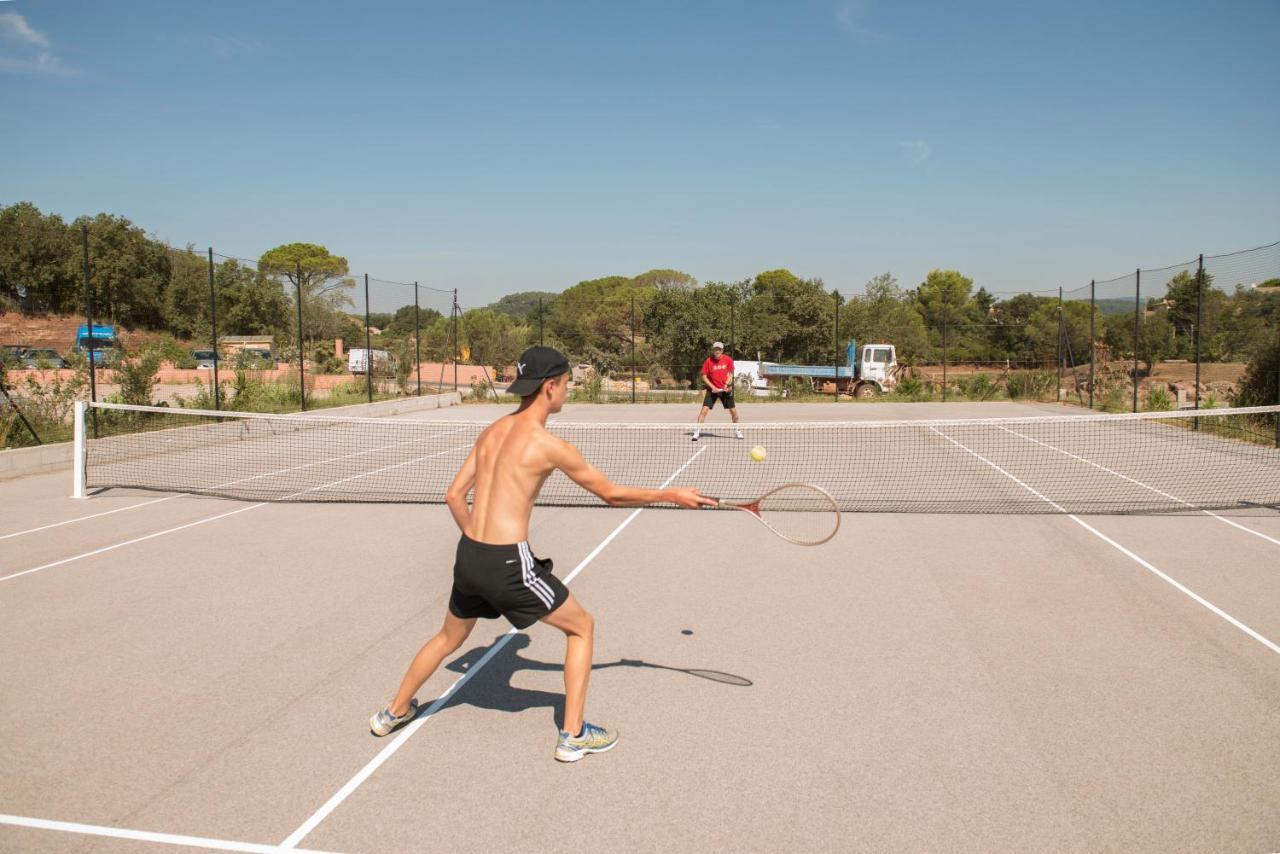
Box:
[608,658,753,686]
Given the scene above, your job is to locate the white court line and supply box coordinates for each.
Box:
[929,427,1280,656]
[278,446,708,850]
[0,426,471,542]
[0,444,472,584]
[0,813,339,854]
[995,424,1280,548]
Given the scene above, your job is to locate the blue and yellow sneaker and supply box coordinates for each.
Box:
[555,722,619,762]
[369,699,418,736]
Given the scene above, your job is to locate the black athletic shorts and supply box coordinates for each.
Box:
[702,389,735,409]
[448,535,569,629]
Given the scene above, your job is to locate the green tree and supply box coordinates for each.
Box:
[913,269,974,359]
[257,243,353,350]
[0,202,78,314]
[838,273,929,362]
[461,308,530,372]
[215,259,291,341]
[738,269,834,363]
[76,212,169,329]
[632,269,697,291]
[162,246,212,340]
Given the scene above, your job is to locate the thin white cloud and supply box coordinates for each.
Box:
[0,11,78,76]
[901,140,932,163]
[836,1,886,42]
[0,10,49,48]
[209,35,265,57]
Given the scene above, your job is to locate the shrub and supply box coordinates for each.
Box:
[1100,386,1129,412]
[113,352,162,406]
[1233,339,1278,407]
[1143,387,1173,412]
[957,372,1000,401]
[1006,370,1055,401]
[893,376,930,401]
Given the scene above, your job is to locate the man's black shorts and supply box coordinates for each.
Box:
[702,389,735,409]
[449,535,569,629]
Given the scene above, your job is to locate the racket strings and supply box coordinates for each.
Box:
[755,485,840,545]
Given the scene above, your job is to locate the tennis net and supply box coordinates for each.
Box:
[75,402,1280,514]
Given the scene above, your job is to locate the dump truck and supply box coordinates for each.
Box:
[759,340,898,398]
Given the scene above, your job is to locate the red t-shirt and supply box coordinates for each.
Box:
[701,355,734,391]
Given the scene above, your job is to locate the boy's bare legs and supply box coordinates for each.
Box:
[695,405,710,425]
[540,593,594,736]
[388,611,477,717]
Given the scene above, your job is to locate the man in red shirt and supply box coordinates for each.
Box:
[692,341,743,442]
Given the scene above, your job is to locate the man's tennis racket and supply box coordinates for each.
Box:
[709,483,840,546]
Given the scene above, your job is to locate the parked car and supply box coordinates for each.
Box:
[20,349,68,369]
[235,348,275,369]
[2,345,31,367]
[191,349,222,370]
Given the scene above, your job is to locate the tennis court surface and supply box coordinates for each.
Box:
[3,400,1280,852]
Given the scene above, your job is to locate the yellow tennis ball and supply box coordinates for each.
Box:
[750,446,767,462]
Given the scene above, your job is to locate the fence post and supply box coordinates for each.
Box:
[364,273,373,403]
[1132,268,1140,413]
[1194,255,1203,421]
[941,290,948,402]
[729,294,736,359]
[1088,280,1095,410]
[82,225,98,437]
[452,288,459,393]
[1057,286,1063,401]
[207,248,220,410]
[538,296,544,347]
[295,261,306,411]
[630,293,637,404]
[833,295,840,401]
[414,282,422,396]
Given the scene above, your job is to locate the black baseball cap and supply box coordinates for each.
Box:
[507,346,571,396]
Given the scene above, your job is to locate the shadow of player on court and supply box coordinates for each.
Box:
[433,633,752,730]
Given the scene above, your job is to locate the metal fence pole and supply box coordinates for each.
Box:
[452,288,459,393]
[295,261,306,412]
[414,282,422,397]
[1056,286,1063,401]
[729,294,736,359]
[833,295,840,401]
[941,291,948,402]
[1194,255,1203,419]
[1088,280,1095,409]
[538,296,544,346]
[207,248,220,410]
[630,293,636,404]
[1132,268,1140,413]
[364,273,373,404]
[82,225,98,437]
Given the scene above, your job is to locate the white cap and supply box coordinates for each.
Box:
[712,341,725,349]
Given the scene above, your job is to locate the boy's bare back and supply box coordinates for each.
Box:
[462,413,561,544]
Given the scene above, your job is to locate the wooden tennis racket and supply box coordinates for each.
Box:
[709,483,840,545]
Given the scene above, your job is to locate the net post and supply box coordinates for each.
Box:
[1132,268,1140,413]
[364,273,373,404]
[1088,280,1095,409]
[1056,286,1063,401]
[414,281,422,397]
[207,248,220,410]
[295,261,306,412]
[72,400,86,499]
[630,292,636,404]
[451,289,459,393]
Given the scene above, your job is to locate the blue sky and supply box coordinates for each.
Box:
[2,0,1278,307]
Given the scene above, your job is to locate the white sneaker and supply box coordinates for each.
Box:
[691,429,700,442]
[735,429,744,440]
[370,698,418,736]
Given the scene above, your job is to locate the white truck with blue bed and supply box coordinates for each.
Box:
[760,340,898,398]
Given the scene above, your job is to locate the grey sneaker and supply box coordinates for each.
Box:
[555,722,619,762]
[370,698,418,736]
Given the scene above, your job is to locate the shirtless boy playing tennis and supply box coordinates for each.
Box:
[371,346,713,761]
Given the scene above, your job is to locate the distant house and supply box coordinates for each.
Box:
[220,335,274,356]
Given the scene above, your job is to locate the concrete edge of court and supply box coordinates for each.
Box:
[0,391,463,483]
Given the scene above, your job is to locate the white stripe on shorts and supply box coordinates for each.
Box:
[518,542,554,609]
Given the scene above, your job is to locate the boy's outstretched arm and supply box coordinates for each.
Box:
[548,436,715,509]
